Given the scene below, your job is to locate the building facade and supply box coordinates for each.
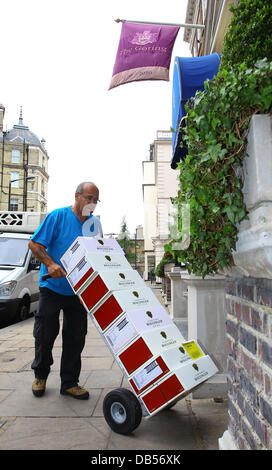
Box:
[184,0,235,57]
[0,105,49,213]
[142,130,179,281]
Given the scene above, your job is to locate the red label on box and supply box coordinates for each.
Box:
[142,374,184,413]
[118,337,153,375]
[92,294,123,330]
[81,275,108,311]
[74,267,94,292]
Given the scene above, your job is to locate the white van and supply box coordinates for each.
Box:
[0,211,46,327]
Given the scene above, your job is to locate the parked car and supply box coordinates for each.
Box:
[0,211,45,327]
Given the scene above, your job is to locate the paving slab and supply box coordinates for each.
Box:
[0,417,111,450]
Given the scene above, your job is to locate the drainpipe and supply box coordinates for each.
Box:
[25,143,29,211]
[23,139,26,211]
[1,131,5,195]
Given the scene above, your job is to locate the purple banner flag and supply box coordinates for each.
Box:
[109,22,180,90]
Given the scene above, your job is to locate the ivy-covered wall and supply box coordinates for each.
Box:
[165,59,272,278]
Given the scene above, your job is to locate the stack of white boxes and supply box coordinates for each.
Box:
[61,237,218,416]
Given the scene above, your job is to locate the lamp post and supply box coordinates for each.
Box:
[8,175,35,211]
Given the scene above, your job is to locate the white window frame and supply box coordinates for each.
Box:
[11,149,20,163]
[10,197,19,211]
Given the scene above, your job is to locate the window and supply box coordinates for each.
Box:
[149,144,154,161]
[10,172,19,187]
[0,237,29,266]
[11,149,20,163]
[10,198,19,211]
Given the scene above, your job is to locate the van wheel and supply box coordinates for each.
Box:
[17,297,30,322]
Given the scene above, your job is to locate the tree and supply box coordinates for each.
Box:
[117,216,134,264]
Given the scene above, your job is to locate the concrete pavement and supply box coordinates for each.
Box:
[0,282,228,451]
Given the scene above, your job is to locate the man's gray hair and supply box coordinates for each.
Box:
[76,182,96,194]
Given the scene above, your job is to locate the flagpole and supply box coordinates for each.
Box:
[115,18,205,29]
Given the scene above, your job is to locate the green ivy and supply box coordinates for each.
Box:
[220,0,272,70]
[166,59,272,278]
[154,251,175,278]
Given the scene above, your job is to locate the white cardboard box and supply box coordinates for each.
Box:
[66,253,133,293]
[129,356,170,395]
[87,287,162,331]
[140,354,218,416]
[66,256,96,293]
[117,324,186,377]
[175,354,218,391]
[140,372,185,416]
[61,236,124,273]
[141,324,186,356]
[128,306,173,333]
[128,340,206,396]
[79,269,146,314]
[161,340,205,370]
[104,306,173,355]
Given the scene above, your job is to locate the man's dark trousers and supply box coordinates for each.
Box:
[31,287,88,391]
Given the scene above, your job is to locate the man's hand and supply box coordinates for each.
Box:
[47,262,66,278]
[28,240,66,278]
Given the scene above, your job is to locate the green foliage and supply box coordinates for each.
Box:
[220,0,272,70]
[167,59,272,278]
[117,216,135,264]
[154,251,175,278]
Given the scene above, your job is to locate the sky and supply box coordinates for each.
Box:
[1,0,190,236]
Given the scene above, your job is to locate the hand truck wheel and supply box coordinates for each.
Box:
[103,387,142,435]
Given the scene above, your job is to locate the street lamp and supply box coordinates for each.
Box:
[8,176,35,211]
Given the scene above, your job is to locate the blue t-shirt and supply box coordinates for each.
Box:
[31,206,103,295]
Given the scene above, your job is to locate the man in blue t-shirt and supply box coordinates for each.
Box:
[29,181,102,400]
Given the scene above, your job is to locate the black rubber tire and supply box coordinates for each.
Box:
[16,296,30,322]
[103,388,142,435]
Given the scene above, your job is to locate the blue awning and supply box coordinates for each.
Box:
[171,53,221,169]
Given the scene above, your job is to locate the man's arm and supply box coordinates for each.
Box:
[28,240,66,278]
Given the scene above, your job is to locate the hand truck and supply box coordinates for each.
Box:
[42,238,218,435]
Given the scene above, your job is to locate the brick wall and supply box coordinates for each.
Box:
[226,277,272,449]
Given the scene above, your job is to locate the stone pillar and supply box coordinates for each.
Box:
[162,263,174,306]
[181,273,228,399]
[167,267,188,319]
[167,266,188,339]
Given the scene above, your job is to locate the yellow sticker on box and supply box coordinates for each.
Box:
[182,341,204,360]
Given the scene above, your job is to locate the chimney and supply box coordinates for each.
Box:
[0,104,5,132]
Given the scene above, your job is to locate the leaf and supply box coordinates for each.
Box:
[200,152,212,164]
[225,207,235,223]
